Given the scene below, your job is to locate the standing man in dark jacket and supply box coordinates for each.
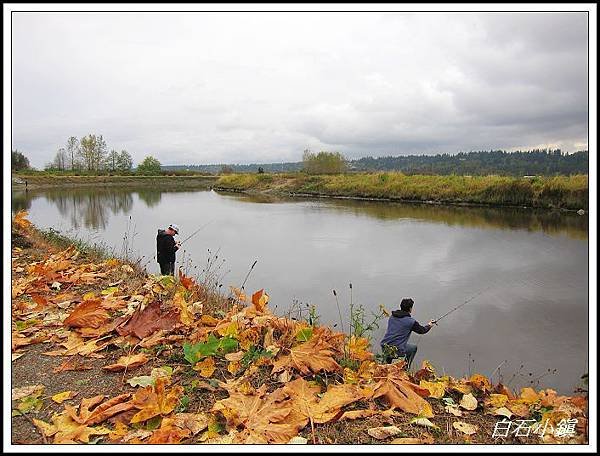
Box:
[156,223,180,276]
[380,298,435,368]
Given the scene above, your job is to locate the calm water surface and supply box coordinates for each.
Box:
[12,187,589,393]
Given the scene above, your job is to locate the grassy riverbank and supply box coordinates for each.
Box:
[10,212,588,445]
[215,173,588,210]
[12,174,218,190]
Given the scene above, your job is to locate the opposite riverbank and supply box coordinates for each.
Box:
[10,213,589,445]
[11,174,218,190]
[214,173,588,211]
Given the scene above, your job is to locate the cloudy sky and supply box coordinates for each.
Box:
[11,12,588,168]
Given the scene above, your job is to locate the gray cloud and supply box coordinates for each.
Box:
[11,12,589,168]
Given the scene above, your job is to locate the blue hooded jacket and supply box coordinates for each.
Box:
[381,310,432,353]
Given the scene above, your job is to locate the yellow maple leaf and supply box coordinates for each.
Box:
[194,357,216,378]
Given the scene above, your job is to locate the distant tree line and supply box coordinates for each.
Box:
[46,135,134,173]
[351,149,588,176]
[11,135,167,176]
[11,150,30,171]
[164,149,588,176]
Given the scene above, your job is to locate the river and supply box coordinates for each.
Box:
[12,186,589,394]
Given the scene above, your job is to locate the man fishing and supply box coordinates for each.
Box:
[156,223,181,276]
[380,298,436,368]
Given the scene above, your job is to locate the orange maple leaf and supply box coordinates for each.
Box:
[130,377,184,423]
[63,299,110,329]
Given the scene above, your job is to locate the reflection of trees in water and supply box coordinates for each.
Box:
[326,200,589,240]
[11,190,32,212]
[137,189,162,207]
[40,189,134,230]
[223,192,588,241]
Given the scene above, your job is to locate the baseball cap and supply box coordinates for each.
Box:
[168,223,180,234]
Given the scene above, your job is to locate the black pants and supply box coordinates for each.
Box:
[159,262,175,276]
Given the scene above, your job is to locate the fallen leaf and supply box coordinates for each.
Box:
[391,437,430,444]
[66,394,134,425]
[12,384,45,401]
[445,404,463,417]
[410,417,439,430]
[194,357,216,378]
[419,380,446,399]
[117,301,180,339]
[103,354,149,371]
[367,425,402,440]
[130,377,184,423]
[52,391,78,404]
[272,334,341,375]
[288,436,308,444]
[492,407,513,418]
[371,364,434,418]
[251,289,269,312]
[453,421,478,435]
[63,299,109,329]
[459,393,478,411]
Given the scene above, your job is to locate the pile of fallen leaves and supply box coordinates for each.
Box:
[11,211,588,444]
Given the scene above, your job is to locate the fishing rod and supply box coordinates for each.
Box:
[178,220,214,245]
[240,260,258,291]
[432,285,494,324]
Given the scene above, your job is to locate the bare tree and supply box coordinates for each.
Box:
[52,148,68,171]
[66,136,80,170]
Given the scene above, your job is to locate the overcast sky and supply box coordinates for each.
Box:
[12,12,588,168]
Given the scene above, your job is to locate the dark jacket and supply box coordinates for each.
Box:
[380,310,431,353]
[156,229,178,263]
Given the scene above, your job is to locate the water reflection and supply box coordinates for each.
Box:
[14,187,588,239]
[218,192,589,240]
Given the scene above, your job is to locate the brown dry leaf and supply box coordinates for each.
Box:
[468,373,492,392]
[367,425,402,440]
[63,299,109,329]
[272,333,341,375]
[34,412,110,444]
[391,437,430,444]
[147,417,192,444]
[459,393,478,411]
[65,394,134,425]
[173,291,194,326]
[445,404,463,417]
[103,354,149,372]
[116,301,180,339]
[194,357,216,378]
[518,387,540,405]
[251,289,269,312]
[311,383,366,424]
[453,421,478,435]
[212,385,303,443]
[507,401,530,418]
[371,364,434,418]
[412,359,436,381]
[340,409,379,420]
[130,377,184,423]
[492,407,513,418]
[53,358,93,372]
[12,384,45,401]
[165,413,210,436]
[52,391,78,404]
[200,314,221,326]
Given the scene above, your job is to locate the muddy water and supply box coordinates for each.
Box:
[12,187,589,393]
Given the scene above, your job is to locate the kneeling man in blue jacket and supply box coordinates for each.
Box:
[380,298,436,368]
